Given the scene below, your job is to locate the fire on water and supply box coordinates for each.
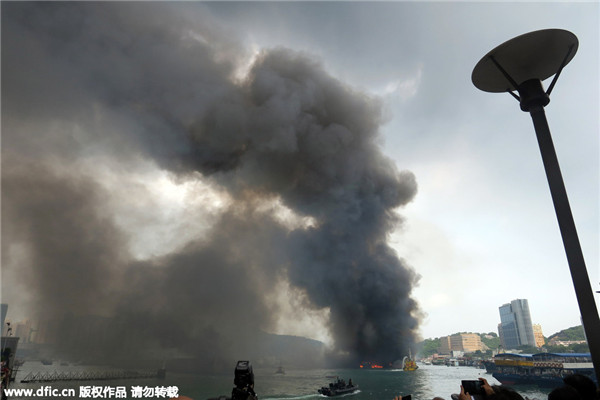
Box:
[359,362,387,369]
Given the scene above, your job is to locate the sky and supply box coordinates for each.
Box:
[1,1,598,361]
[195,1,599,340]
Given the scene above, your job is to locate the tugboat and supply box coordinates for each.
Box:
[403,349,418,371]
[318,377,358,397]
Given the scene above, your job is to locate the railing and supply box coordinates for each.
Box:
[20,369,160,383]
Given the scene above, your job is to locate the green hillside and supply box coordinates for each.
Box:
[547,325,586,342]
[478,332,499,349]
[417,338,441,357]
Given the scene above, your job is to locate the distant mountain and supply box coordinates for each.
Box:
[254,331,326,367]
[168,332,327,373]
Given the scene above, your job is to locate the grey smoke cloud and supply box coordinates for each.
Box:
[2,2,419,366]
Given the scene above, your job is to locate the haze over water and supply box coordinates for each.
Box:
[10,364,552,400]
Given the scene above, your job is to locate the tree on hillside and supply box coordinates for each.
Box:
[547,325,586,342]
[417,338,441,357]
[517,345,540,354]
[480,334,500,350]
[545,342,590,354]
[570,342,591,353]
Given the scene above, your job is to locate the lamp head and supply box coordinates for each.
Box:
[472,29,578,103]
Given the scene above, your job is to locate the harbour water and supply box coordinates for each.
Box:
[8,363,554,400]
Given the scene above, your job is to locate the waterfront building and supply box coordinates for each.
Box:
[498,299,536,349]
[452,333,483,353]
[438,333,484,354]
[463,333,484,352]
[532,324,545,347]
[439,336,452,354]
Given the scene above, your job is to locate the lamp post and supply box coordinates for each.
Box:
[472,29,600,383]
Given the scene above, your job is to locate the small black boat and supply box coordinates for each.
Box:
[318,378,358,397]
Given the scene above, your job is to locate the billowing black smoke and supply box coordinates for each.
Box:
[1,2,420,367]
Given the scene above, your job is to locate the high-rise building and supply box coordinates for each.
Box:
[532,324,545,347]
[498,299,536,349]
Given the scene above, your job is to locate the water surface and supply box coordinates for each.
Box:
[10,362,553,400]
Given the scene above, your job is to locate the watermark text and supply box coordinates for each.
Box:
[3,385,179,398]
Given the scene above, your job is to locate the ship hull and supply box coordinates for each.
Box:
[318,387,359,397]
[486,353,597,388]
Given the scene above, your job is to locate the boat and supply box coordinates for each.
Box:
[318,377,358,397]
[360,362,385,369]
[275,365,285,375]
[446,359,459,367]
[485,353,597,387]
[40,359,53,366]
[403,349,419,371]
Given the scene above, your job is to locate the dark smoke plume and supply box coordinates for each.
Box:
[1,2,420,367]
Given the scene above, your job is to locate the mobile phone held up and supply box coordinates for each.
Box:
[461,380,486,396]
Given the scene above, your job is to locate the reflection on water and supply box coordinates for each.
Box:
[9,363,553,400]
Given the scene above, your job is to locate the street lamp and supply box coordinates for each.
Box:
[472,29,600,383]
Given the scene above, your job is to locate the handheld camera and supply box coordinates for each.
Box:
[232,361,256,400]
[462,380,486,399]
[207,360,257,400]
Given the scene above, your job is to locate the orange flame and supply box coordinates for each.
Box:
[360,361,386,369]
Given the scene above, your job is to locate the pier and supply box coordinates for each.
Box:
[20,369,162,383]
